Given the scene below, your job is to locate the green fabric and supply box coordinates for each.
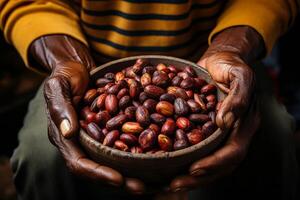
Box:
[10,65,299,200]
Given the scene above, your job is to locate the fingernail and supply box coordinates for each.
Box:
[172,187,188,193]
[223,112,235,129]
[60,119,71,137]
[191,168,206,176]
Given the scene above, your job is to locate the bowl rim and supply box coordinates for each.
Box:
[81,55,225,160]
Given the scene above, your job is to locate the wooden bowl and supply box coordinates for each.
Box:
[79,55,227,184]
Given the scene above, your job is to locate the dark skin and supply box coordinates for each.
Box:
[30,26,264,194]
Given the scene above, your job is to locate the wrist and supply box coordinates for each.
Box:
[204,26,265,64]
[30,35,95,73]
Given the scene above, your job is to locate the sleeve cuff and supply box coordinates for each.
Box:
[4,7,88,72]
[209,0,290,55]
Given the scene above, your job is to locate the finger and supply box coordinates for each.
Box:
[206,55,255,130]
[48,117,124,186]
[44,76,78,138]
[169,175,199,192]
[124,178,145,195]
[169,175,219,192]
[189,102,260,177]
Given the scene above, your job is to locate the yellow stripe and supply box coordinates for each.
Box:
[81,4,221,30]
[82,23,213,46]
[89,35,208,58]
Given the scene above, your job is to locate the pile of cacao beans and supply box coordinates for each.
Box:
[79,58,221,154]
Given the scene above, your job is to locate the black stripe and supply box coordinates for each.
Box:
[91,38,207,60]
[87,0,189,3]
[86,29,210,52]
[82,1,221,20]
[81,12,218,36]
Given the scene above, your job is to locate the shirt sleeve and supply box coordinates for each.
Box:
[0,0,88,72]
[209,0,299,55]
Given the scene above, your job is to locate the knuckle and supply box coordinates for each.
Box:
[65,159,79,174]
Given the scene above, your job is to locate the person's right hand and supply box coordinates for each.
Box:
[30,35,145,194]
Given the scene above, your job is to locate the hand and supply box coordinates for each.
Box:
[30,35,145,194]
[168,26,264,192]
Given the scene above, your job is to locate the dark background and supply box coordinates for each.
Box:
[0,20,299,200]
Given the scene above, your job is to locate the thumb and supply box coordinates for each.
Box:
[44,75,79,138]
[203,55,255,130]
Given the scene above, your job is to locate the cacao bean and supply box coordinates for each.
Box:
[124,106,137,120]
[139,92,148,103]
[107,84,120,94]
[117,88,129,99]
[159,93,176,103]
[141,73,152,87]
[122,122,143,134]
[174,98,189,116]
[103,130,120,147]
[131,146,143,153]
[84,89,98,104]
[95,110,111,126]
[105,94,118,115]
[106,114,127,130]
[175,129,188,141]
[142,66,155,75]
[114,140,129,151]
[143,99,157,113]
[187,129,204,145]
[119,95,132,109]
[120,133,138,146]
[158,134,172,151]
[86,122,105,142]
[161,118,176,135]
[150,113,166,126]
[96,78,113,87]
[115,72,125,82]
[202,121,217,137]
[149,123,160,135]
[152,72,169,87]
[176,117,192,131]
[177,72,189,79]
[96,93,107,109]
[171,76,183,86]
[144,85,165,98]
[184,66,197,77]
[104,72,115,80]
[136,106,150,126]
[189,114,210,123]
[156,101,174,116]
[173,139,189,150]
[194,93,207,111]
[168,65,178,73]
[138,129,156,150]
[187,99,201,113]
[180,77,194,89]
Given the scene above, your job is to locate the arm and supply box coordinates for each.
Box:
[1,1,145,194]
[0,0,87,72]
[168,0,299,191]
[209,0,299,55]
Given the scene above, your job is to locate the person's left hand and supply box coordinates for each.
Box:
[167,26,264,192]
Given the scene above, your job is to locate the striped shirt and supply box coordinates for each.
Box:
[79,0,225,61]
[0,0,298,71]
